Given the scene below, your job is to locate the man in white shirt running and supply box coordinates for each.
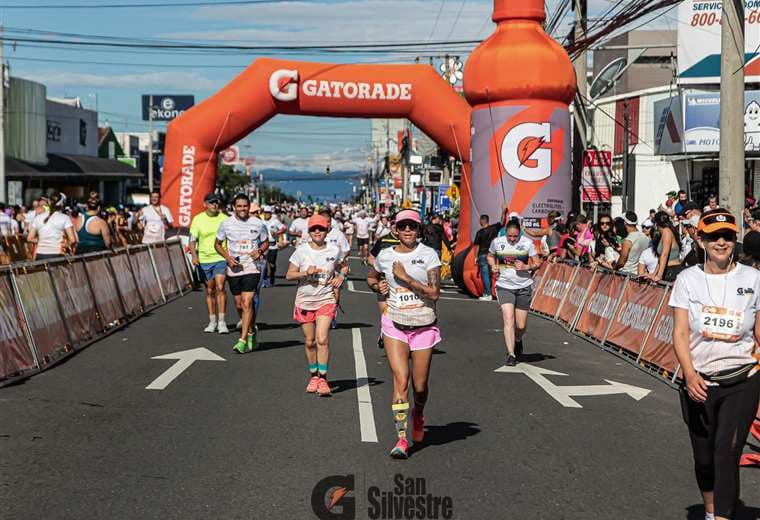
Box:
[353,210,373,264]
[215,193,269,354]
[262,205,287,287]
[289,207,310,246]
[139,190,174,244]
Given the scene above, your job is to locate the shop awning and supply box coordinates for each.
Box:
[6,154,143,179]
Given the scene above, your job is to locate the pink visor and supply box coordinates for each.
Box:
[394,209,421,224]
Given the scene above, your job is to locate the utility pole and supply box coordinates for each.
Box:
[719,0,745,226]
[572,0,587,215]
[148,95,154,192]
[622,98,630,211]
[0,25,6,204]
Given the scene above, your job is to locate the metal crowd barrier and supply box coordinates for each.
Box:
[0,238,193,387]
[529,260,680,386]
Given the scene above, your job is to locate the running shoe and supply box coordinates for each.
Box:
[478,295,493,301]
[247,333,257,352]
[316,378,331,397]
[233,339,247,354]
[390,437,409,459]
[261,279,270,288]
[235,319,242,330]
[217,321,229,335]
[506,354,517,367]
[305,376,320,393]
[412,410,425,443]
[515,339,524,358]
[331,318,337,330]
[203,322,217,333]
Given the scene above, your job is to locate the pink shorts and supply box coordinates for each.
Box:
[381,314,441,351]
[293,303,337,324]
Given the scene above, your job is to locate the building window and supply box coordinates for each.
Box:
[47,120,61,142]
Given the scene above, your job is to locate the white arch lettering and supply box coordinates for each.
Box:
[269,69,299,102]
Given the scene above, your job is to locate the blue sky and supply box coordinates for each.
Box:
[2,0,674,172]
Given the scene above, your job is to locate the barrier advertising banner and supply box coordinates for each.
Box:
[14,270,68,364]
[574,273,626,340]
[530,262,575,317]
[605,282,667,356]
[557,266,595,325]
[0,273,35,379]
[50,262,101,345]
[131,248,162,307]
[85,257,124,326]
[639,288,679,373]
[151,245,179,296]
[168,243,191,289]
[110,252,142,316]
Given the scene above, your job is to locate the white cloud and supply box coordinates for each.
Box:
[21,70,221,90]
[255,147,368,171]
[169,0,493,44]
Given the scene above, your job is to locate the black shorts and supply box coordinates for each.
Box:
[228,274,261,295]
[357,237,369,247]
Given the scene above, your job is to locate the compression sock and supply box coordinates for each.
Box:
[413,397,426,416]
[309,363,318,377]
[392,401,410,439]
[318,363,328,380]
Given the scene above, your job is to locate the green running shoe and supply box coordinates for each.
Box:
[247,333,257,352]
[233,339,247,354]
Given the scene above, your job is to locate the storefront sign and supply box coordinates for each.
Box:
[581,150,612,203]
[684,90,760,152]
[678,0,760,84]
[142,95,195,121]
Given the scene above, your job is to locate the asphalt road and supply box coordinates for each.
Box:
[1,249,759,520]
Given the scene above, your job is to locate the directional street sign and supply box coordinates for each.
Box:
[495,364,651,408]
[146,348,225,390]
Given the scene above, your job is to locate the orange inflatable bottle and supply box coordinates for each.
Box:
[464,0,576,238]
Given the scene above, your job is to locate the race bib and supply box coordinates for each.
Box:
[700,305,743,341]
[236,240,254,254]
[308,269,331,285]
[391,287,424,310]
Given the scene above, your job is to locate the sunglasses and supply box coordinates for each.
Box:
[396,220,420,231]
[207,200,220,205]
[703,231,737,243]
[309,226,328,233]
[600,221,611,226]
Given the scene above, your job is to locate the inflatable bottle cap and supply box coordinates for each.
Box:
[493,0,545,22]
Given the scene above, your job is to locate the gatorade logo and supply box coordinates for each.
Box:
[270,69,299,102]
[500,122,552,182]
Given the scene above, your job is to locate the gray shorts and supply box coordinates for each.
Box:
[496,286,533,311]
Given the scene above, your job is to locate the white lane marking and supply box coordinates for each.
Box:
[347,280,356,292]
[146,347,225,390]
[352,328,378,443]
[495,364,651,408]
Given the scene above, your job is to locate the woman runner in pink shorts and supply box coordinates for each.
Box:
[286,214,348,397]
[366,209,441,459]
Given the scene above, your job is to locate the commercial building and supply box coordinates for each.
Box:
[4,76,142,206]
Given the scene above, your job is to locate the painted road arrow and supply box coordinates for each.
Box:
[146,348,226,390]
[495,364,651,408]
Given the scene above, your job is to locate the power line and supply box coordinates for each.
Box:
[2,0,305,9]
[446,0,467,41]
[428,0,446,41]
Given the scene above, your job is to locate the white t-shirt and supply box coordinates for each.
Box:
[289,242,343,310]
[264,217,286,250]
[216,216,268,277]
[353,216,372,239]
[488,235,537,290]
[326,227,350,259]
[638,248,658,274]
[375,243,441,327]
[343,221,355,235]
[289,217,309,245]
[141,205,173,244]
[33,212,73,255]
[376,222,391,239]
[668,263,760,375]
[0,213,18,236]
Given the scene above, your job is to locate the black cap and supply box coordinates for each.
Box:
[204,192,221,203]
[680,201,700,214]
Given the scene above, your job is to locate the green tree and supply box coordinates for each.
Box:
[216,165,250,198]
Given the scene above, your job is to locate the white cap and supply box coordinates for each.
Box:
[263,205,273,213]
[642,218,654,228]
[508,211,521,221]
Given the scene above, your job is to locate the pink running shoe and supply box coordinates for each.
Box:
[390,437,409,459]
[412,410,425,443]
[306,376,320,393]
[317,378,332,397]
